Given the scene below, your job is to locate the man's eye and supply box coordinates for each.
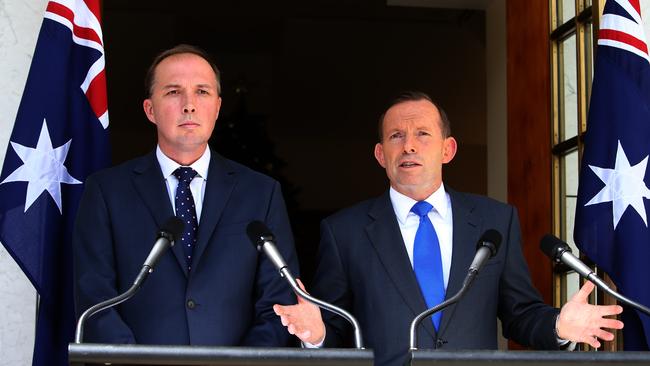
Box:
[165,90,179,95]
[198,89,209,95]
[389,133,403,139]
[418,131,430,136]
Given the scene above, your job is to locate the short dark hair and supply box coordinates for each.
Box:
[144,44,221,98]
[377,91,451,142]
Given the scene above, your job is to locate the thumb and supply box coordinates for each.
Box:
[573,281,595,302]
[296,278,308,292]
[295,278,311,304]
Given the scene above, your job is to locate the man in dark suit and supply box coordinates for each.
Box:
[273,92,623,365]
[73,44,298,346]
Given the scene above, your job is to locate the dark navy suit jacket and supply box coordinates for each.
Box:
[312,189,560,366]
[73,150,298,346]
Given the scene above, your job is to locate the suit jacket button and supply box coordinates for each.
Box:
[187,299,196,309]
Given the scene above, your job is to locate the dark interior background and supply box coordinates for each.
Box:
[102,0,487,282]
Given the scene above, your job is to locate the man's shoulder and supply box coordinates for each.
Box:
[324,194,387,226]
[448,188,512,209]
[87,153,154,183]
[213,153,278,186]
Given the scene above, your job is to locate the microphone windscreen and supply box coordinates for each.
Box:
[478,229,502,255]
[540,234,568,260]
[161,216,184,242]
[246,221,273,248]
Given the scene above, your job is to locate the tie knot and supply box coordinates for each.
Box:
[173,167,198,183]
[411,201,433,217]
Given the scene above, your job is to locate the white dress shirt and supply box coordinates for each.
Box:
[156,145,210,223]
[389,184,453,289]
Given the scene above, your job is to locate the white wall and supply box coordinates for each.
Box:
[0,0,48,364]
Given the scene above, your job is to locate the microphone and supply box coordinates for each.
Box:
[74,217,184,343]
[409,229,502,350]
[540,234,650,316]
[246,221,365,349]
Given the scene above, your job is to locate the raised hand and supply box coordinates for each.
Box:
[273,279,326,345]
[557,281,624,348]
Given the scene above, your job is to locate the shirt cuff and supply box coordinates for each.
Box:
[555,314,576,351]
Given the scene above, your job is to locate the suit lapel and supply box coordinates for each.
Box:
[131,152,185,272]
[189,152,237,273]
[438,189,481,336]
[365,192,437,340]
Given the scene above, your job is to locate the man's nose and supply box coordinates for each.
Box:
[183,102,196,114]
[403,135,416,153]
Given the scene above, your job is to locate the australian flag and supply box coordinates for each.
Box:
[0,0,110,364]
[574,0,650,350]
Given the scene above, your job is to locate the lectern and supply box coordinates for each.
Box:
[409,350,650,366]
[68,343,373,366]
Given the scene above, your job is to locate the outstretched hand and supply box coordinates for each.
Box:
[557,281,624,348]
[273,279,326,345]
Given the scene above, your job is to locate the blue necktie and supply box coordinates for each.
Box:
[173,167,198,271]
[412,201,445,331]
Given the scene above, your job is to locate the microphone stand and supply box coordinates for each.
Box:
[409,271,477,350]
[279,267,365,349]
[75,266,151,343]
[585,273,650,316]
[75,227,179,344]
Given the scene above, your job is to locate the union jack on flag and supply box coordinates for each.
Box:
[574,0,650,350]
[0,0,110,364]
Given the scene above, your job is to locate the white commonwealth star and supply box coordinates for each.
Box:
[0,119,81,213]
[586,140,650,229]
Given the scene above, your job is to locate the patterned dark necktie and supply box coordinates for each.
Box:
[411,201,445,331]
[173,167,198,271]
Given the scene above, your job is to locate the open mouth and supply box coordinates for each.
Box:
[399,161,421,168]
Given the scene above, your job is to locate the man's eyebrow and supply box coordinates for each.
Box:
[161,83,182,89]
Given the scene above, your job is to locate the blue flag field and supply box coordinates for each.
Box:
[0,0,110,364]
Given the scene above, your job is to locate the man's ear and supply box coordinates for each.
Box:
[143,99,156,124]
[442,137,457,164]
[374,143,386,168]
[214,96,222,120]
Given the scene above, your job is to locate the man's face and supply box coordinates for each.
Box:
[143,53,221,160]
[374,100,457,200]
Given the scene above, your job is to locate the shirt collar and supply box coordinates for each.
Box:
[156,145,211,180]
[389,183,450,225]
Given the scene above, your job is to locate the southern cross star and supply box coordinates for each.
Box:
[0,119,81,213]
[586,140,650,229]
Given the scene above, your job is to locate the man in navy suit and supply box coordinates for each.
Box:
[73,44,298,346]
[273,92,623,365]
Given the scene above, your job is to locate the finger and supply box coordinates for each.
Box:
[287,323,296,335]
[574,281,596,301]
[598,304,623,316]
[593,329,615,341]
[280,315,289,326]
[600,318,624,330]
[296,278,307,292]
[273,304,284,315]
[581,334,600,348]
[274,304,296,317]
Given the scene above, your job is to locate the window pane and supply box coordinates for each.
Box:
[565,271,581,302]
[560,149,580,256]
[557,0,576,25]
[585,21,594,109]
[559,34,578,141]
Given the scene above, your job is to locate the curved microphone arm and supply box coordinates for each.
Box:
[409,271,476,350]
[279,267,364,349]
[75,266,150,343]
[586,273,650,316]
